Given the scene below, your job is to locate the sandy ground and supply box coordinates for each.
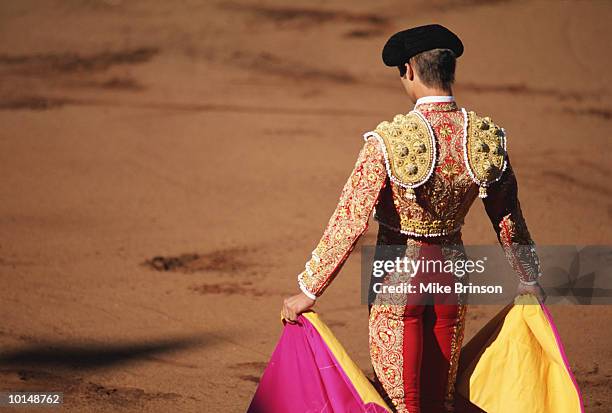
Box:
[0,1,611,412]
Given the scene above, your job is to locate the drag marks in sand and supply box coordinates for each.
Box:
[144,247,253,274]
[564,107,612,121]
[229,50,357,84]
[230,361,268,385]
[0,47,158,76]
[188,282,265,297]
[0,96,79,111]
[458,82,605,102]
[220,3,388,30]
[144,247,267,297]
[0,47,158,110]
[574,363,612,412]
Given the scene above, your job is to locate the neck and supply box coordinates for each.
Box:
[415,87,453,101]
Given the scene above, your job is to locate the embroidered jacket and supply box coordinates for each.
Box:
[298,98,541,299]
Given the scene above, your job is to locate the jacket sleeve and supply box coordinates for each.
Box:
[482,157,542,284]
[298,137,388,299]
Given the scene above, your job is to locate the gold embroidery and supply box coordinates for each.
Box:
[369,304,407,412]
[375,112,436,192]
[441,161,460,178]
[445,304,467,404]
[399,216,459,237]
[439,124,452,138]
[466,112,507,197]
[298,138,387,295]
[375,108,480,238]
[417,102,458,113]
[368,242,424,412]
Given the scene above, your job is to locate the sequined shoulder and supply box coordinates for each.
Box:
[464,110,508,198]
[365,112,436,198]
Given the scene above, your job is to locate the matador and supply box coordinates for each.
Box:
[281,24,545,413]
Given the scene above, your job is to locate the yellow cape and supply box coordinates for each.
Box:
[456,295,583,413]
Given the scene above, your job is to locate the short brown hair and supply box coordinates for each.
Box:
[400,48,456,90]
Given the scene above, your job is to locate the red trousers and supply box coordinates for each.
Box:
[369,245,462,413]
[402,301,459,412]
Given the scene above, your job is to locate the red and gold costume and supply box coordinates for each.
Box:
[297,96,541,413]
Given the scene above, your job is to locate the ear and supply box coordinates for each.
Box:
[406,63,415,81]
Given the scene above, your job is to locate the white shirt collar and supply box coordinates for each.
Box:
[415,96,455,106]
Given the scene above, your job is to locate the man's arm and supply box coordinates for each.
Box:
[281,137,388,321]
[298,137,388,298]
[483,157,543,294]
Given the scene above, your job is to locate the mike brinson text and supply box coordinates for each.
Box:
[371,281,504,295]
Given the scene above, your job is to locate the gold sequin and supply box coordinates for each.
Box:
[466,111,506,186]
[375,112,435,188]
[439,124,452,138]
[399,216,459,237]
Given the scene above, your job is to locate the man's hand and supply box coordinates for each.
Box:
[517,281,546,303]
[281,292,316,323]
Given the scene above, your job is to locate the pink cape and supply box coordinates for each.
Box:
[247,312,390,413]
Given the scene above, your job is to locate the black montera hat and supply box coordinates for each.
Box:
[382,24,463,67]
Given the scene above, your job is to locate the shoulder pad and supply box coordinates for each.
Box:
[372,112,436,196]
[464,111,507,197]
